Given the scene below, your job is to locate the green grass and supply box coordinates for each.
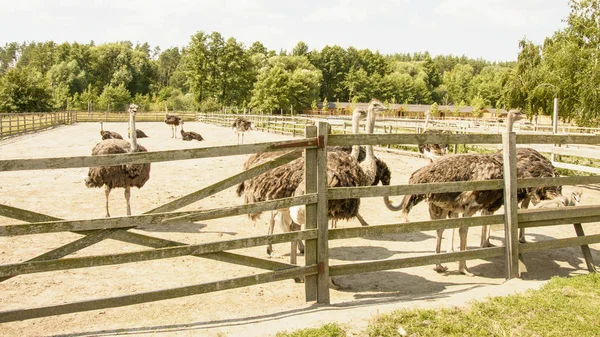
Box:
[276,323,347,337]
[277,274,600,337]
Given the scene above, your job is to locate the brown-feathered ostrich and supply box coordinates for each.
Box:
[164,113,182,138]
[386,110,525,276]
[128,128,148,139]
[418,110,450,162]
[479,147,562,247]
[232,117,253,144]
[100,122,123,140]
[237,100,391,259]
[180,121,204,141]
[86,104,151,217]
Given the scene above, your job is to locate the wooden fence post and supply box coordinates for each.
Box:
[502,131,520,279]
[304,125,318,301]
[316,121,330,304]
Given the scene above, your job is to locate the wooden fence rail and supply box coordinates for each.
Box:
[1,125,599,323]
[0,112,77,140]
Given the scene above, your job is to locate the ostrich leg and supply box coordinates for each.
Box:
[266,211,276,257]
[104,185,111,218]
[518,197,531,243]
[124,186,131,216]
[480,209,494,248]
[431,204,450,273]
[458,211,478,277]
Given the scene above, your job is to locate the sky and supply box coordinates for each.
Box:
[0,0,571,62]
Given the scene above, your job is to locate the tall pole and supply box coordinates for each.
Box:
[552,98,559,163]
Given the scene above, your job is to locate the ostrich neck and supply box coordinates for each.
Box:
[129,112,138,152]
[350,111,362,160]
[506,112,516,133]
[361,106,377,184]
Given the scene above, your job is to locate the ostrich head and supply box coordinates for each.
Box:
[571,187,583,204]
[501,109,526,133]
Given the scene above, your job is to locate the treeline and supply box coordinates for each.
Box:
[0,0,598,125]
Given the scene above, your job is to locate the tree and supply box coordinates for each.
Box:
[430,102,439,117]
[98,84,131,111]
[470,95,486,117]
[443,63,474,104]
[292,41,309,57]
[0,67,52,112]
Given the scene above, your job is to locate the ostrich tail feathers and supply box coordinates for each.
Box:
[236,182,245,197]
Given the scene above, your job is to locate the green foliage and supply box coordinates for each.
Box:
[198,97,220,112]
[470,95,486,117]
[0,67,52,112]
[98,84,131,111]
[429,102,439,117]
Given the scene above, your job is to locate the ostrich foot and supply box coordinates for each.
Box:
[480,239,496,248]
[458,262,478,277]
[434,264,448,273]
[294,277,304,283]
[446,246,455,253]
[297,240,305,254]
[329,278,341,290]
[519,237,528,244]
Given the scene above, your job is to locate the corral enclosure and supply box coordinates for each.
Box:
[1,119,600,336]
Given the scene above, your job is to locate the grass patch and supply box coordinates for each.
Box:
[275,323,347,337]
[366,273,600,337]
[276,274,600,337]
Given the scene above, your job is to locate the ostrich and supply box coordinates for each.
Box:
[479,147,562,247]
[180,121,204,141]
[418,110,450,162]
[386,110,525,275]
[128,128,148,139]
[532,188,582,209]
[100,122,123,140]
[237,100,391,259]
[85,104,151,217]
[232,117,253,144]
[164,113,182,138]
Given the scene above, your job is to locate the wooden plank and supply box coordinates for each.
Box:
[516,176,600,189]
[0,203,61,222]
[109,227,296,271]
[552,146,600,160]
[0,265,318,323]
[551,161,600,175]
[161,194,317,224]
[519,205,600,223]
[0,230,114,283]
[316,122,330,304]
[327,179,504,199]
[0,229,318,278]
[329,247,505,276]
[0,138,319,172]
[520,216,600,229]
[573,223,598,273]
[519,234,600,254]
[304,125,318,301]
[0,194,317,236]
[325,133,600,147]
[146,150,302,214]
[502,132,520,279]
[328,213,504,240]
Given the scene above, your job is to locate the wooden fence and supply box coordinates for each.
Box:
[0,112,77,140]
[75,110,197,122]
[0,123,599,323]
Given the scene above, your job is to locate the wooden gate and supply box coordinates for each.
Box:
[1,122,599,323]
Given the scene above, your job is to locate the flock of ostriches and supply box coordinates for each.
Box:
[85,101,581,280]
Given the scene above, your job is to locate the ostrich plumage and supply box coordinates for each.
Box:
[232,117,253,144]
[164,113,182,138]
[128,129,148,139]
[180,121,204,141]
[418,130,451,162]
[478,147,562,247]
[387,110,525,275]
[100,122,123,140]
[86,104,151,217]
[237,100,391,260]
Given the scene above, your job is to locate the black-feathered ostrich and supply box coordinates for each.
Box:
[386,110,525,276]
[164,113,182,138]
[100,122,123,140]
[85,104,151,217]
[237,100,392,260]
[180,121,204,141]
[232,117,253,144]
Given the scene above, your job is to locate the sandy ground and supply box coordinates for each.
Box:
[0,121,599,337]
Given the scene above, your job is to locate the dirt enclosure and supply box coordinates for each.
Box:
[1,121,599,337]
